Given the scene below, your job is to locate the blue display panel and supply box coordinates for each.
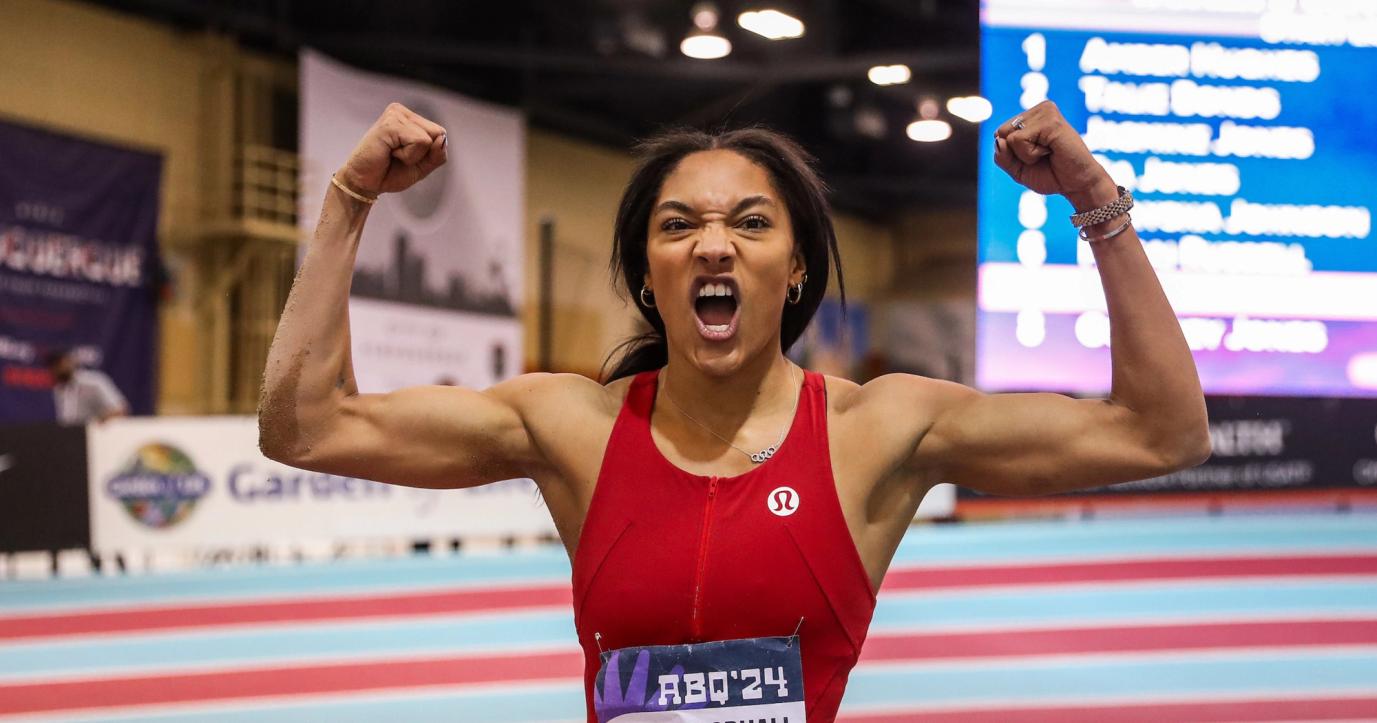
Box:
[977,0,1377,397]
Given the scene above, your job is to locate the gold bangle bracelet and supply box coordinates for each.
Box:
[330,174,377,205]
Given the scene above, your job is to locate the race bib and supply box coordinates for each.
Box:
[594,635,806,722]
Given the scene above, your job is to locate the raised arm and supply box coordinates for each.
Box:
[902,101,1210,496]
[257,103,539,489]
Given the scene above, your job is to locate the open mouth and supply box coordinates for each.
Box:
[692,279,740,341]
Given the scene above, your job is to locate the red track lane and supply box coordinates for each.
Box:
[0,650,585,716]
[4,620,1376,715]
[0,584,574,641]
[839,696,1377,721]
[859,619,1377,662]
[4,554,1375,641]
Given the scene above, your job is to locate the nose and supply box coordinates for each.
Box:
[695,222,735,266]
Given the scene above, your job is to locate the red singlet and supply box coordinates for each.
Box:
[572,369,878,721]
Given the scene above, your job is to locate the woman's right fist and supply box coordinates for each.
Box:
[337,103,447,197]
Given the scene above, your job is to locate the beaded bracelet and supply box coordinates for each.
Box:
[1070,186,1133,228]
[330,174,377,205]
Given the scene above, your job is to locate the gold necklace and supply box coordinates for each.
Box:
[660,364,800,464]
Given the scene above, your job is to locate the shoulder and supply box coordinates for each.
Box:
[74,368,117,389]
[825,372,978,419]
[488,371,634,424]
[487,372,638,487]
[824,372,982,469]
[72,369,103,383]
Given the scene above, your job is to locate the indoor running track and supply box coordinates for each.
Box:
[3,514,1377,722]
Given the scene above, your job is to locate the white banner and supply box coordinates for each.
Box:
[87,417,555,556]
[919,482,957,519]
[300,49,524,392]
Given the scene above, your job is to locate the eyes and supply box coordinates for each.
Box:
[659,214,772,233]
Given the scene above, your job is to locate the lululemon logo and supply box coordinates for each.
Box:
[768,486,799,517]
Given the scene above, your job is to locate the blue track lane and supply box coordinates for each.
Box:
[0,549,575,613]
[842,648,1377,707]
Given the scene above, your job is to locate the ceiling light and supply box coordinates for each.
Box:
[681,31,732,59]
[692,2,720,30]
[738,9,805,39]
[947,95,993,123]
[827,85,853,108]
[917,97,940,120]
[854,107,887,140]
[907,119,952,142]
[682,3,731,59]
[867,64,911,86]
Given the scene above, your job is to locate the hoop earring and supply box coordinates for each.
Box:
[639,285,655,308]
[786,273,807,305]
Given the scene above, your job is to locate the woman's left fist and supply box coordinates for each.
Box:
[993,100,1118,212]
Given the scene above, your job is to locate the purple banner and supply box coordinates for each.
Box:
[0,120,162,422]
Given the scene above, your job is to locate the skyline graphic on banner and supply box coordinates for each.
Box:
[351,231,515,316]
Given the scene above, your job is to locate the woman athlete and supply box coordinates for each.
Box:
[259,100,1210,721]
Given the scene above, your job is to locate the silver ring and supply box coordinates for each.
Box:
[1012,116,1026,131]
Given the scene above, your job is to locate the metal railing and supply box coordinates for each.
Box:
[234,144,298,229]
[198,142,301,413]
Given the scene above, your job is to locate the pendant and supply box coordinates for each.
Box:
[750,445,778,464]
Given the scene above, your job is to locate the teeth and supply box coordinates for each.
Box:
[697,283,734,297]
[706,324,730,333]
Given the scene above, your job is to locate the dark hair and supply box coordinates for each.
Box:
[602,127,845,382]
[43,348,71,368]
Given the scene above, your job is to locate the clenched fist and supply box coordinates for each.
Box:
[337,102,447,198]
[993,100,1118,213]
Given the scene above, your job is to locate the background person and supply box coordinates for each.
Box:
[46,349,128,425]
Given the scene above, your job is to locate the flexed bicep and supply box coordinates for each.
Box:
[267,374,549,490]
[849,374,1202,499]
[918,385,1197,497]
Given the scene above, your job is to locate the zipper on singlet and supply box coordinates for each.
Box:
[689,476,719,642]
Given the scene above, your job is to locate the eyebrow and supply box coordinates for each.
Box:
[653,195,776,218]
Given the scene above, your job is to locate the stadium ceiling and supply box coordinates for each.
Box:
[87,0,981,218]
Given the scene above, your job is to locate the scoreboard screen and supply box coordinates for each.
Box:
[977,0,1377,397]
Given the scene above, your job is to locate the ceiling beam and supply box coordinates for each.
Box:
[307,35,976,83]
